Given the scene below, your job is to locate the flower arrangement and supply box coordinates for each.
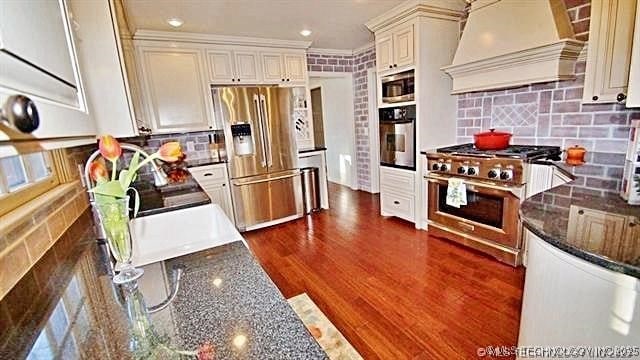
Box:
[88,135,183,283]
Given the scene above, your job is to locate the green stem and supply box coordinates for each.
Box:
[111,159,117,181]
[131,153,159,174]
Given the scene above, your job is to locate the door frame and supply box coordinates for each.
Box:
[367,68,380,194]
[308,71,358,190]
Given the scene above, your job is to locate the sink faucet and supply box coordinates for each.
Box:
[83,143,169,193]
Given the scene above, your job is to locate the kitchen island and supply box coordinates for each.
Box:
[518,168,640,350]
[0,212,327,359]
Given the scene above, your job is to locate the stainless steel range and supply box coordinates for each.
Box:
[425,144,561,266]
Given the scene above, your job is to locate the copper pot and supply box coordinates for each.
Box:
[566,145,587,165]
[473,129,512,150]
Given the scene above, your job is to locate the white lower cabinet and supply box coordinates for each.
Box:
[380,166,415,223]
[189,164,235,223]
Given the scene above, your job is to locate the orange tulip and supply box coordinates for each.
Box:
[98,135,122,162]
[89,161,108,183]
[157,141,183,162]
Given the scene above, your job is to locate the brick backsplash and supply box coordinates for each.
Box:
[308,47,376,191]
[456,0,632,192]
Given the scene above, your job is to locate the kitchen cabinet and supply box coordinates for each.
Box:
[207,49,261,84]
[626,0,640,107]
[68,0,143,138]
[379,166,416,222]
[136,45,214,133]
[260,52,307,85]
[0,0,94,140]
[189,164,235,223]
[566,205,638,260]
[583,0,637,104]
[375,24,414,72]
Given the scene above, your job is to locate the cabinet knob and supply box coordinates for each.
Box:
[1,95,40,133]
[281,78,285,81]
[286,78,290,82]
[138,126,151,134]
[222,183,226,187]
[388,65,393,69]
[393,64,398,68]
[630,222,637,227]
[616,93,627,102]
[592,95,599,101]
[231,79,235,82]
[237,78,240,82]
[578,210,584,215]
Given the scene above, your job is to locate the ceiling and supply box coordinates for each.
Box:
[122,0,405,50]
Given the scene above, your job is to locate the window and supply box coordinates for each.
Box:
[0,151,59,216]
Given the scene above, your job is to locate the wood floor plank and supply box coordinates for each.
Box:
[244,182,524,359]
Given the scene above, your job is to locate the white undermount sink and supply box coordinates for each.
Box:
[130,204,244,267]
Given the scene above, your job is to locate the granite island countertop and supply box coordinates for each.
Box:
[521,157,640,278]
[0,222,327,359]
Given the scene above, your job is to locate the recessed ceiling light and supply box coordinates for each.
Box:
[167,18,184,27]
[300,29,312,37]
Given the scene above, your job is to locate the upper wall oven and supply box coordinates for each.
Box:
[379,105,416,170]
[381,70,414,103]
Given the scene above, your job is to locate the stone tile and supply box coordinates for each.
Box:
[581,103,614,112]
[552,101,581,113]
[564,87,583,100]
[0,242,32,298]
[550,126,578,137]
[493,94,514,105]
[592,152,626,166]
[553,90,564,101]
[23,223,52,264]
[539,91,552,113]
[578,126,609,138]
[515,93,538,103]
[585,177,619,191]
[612,127,631,139]
[46,210,67,241]
[573,164,605,176]
[593,113,629,125]
[594,140,629,153]
[563,114,592,125]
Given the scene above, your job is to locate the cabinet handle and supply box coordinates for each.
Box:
[630,222,637,227]
[204,173,213,177]
[592,95,599,101]
[578,210,584,215]
[616,93,627,102]
[1,95,40,133]
[393,200,400,205]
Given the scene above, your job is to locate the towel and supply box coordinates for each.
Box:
[446,178,467,208]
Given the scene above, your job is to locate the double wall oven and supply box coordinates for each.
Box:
[379,104,416,170]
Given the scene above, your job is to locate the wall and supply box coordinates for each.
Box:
[307,46,377,192]
[455,0,633,192]
[309,76,357,188]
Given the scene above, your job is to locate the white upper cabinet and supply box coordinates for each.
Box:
[207,49,261,84]
[583,0,637,104]
[261,53,285,83]
[260,51,307,85]
[137,46,213,133]
[375,24,414,72]
[625,0,640,107]
[0,0,94,140]
[68,0,141,138]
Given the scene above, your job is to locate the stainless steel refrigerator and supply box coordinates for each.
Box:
[212,86,303,231]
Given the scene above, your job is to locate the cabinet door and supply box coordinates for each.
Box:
[234,51,261,83]
[261,53,284,83]
[566,205,627,257]
[0,0,94,140]
[138,47,212,133]
[375,32,394,72]
[583,0,637,103]
[625,0,640,107]
[622,220,640,261]
[283,53,307,83]
[393,24,414,68]
[207,50,235,83]
[205,184,235,222]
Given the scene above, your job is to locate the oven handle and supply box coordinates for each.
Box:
[426,174,515,193]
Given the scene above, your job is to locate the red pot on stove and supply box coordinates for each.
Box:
[473,129,512,150]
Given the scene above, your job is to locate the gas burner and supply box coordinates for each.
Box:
[436,143,562,161]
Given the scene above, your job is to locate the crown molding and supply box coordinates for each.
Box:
[133,30,312,49]
[307,48,354,56]
[365,0,466,33]
[353,42,375,55]
[442,39,585,94]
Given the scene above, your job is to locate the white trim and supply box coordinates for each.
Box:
[367,68,380,194]
[307,48,353,56]
[133,30,312,49]
[353,42,375,55]
[365,0,466,33]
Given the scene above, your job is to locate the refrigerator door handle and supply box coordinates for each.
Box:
[259,94,273,167]
[253,94,268,167]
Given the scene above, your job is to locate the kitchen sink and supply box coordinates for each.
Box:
[130,204,244,266]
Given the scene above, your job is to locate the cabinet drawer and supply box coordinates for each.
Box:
[380,167,415,194]
[189,164,227,183]
[381,190,415,222]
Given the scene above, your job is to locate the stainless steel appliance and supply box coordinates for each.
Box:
[300,167,320,214]
[381,70,414,103]
[379,104,415,170]
[212,86,303,231]
[425,144,561,266]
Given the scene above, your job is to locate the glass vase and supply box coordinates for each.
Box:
[92,196,144,284]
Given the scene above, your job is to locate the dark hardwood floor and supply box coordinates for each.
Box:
[244,182,525,359]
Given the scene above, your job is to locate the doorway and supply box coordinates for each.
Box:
[309,73,357,189]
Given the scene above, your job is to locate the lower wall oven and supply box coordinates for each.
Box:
[426,174,524,266]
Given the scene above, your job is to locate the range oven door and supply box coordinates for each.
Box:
[427,175,521,248]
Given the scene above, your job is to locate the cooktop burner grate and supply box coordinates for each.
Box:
[436,143,562,160]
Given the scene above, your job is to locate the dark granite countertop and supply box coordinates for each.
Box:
[0,215,327,359]
[298,147,327,154]
[134,175,211,217]
[185,157,227,168]
[521,164,640,278]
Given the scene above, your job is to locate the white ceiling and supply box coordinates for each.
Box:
[122,0,405,50]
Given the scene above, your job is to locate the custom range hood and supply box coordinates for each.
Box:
[442,0,585,94]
